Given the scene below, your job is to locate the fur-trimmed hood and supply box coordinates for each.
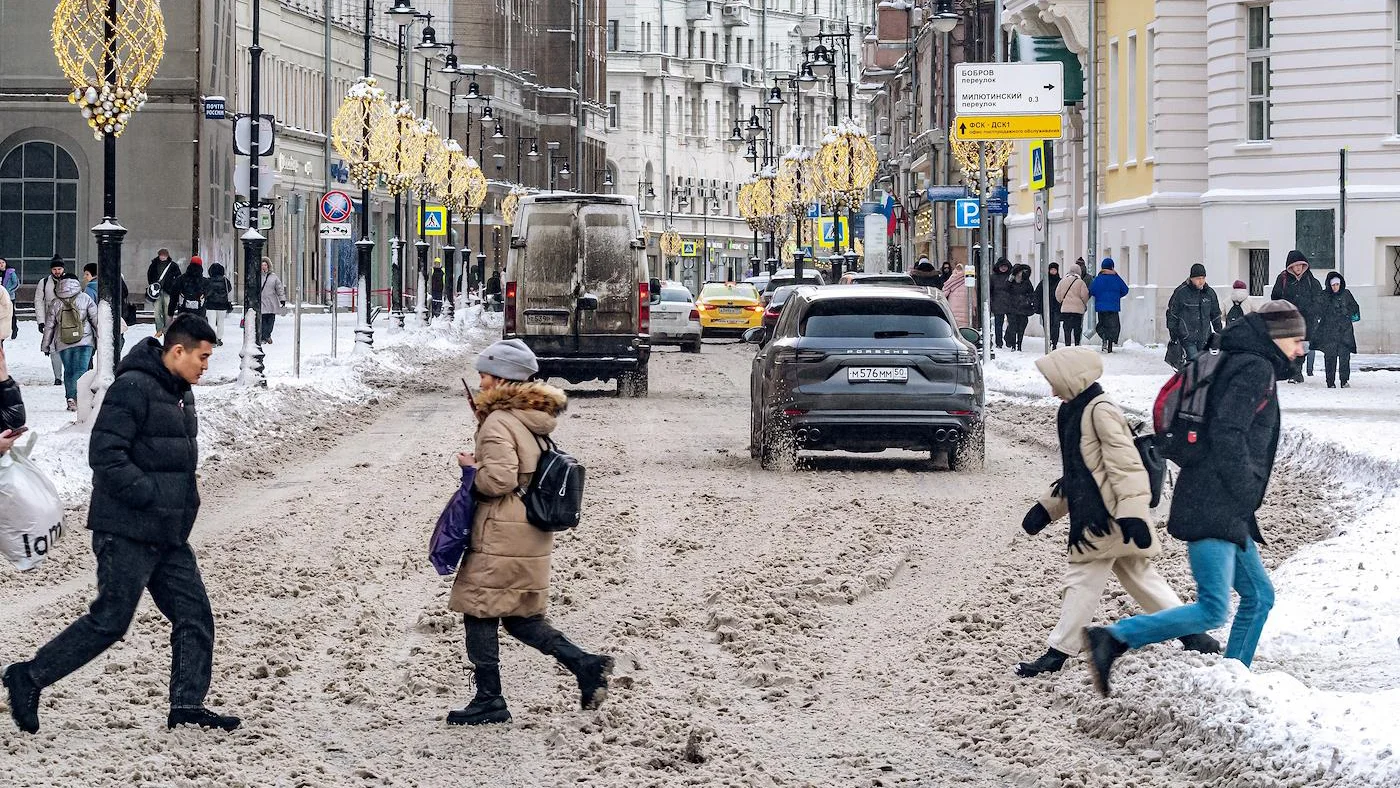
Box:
[474,380,567,435]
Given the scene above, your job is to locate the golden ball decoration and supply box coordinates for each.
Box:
[660,229,683,257]
[777,146,819,218]
[948,126,1012,194]
[53,0,167,141]
[816,121,878,208]
[501,189,522,225]
[332,77,389,190]
[370,100,426,196]
[464,160,489,212]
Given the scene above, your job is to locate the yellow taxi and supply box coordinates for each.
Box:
[696,282,764,338]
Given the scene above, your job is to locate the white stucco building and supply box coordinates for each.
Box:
[606,0,874,287]
[1002,0,1400,352]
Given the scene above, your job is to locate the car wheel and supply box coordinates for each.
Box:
[632,364,649,397]
[949,424,986,472]
[684,339,702,353]
[750,403,763,459]
[617,371,636,398]
[759,416,797,471]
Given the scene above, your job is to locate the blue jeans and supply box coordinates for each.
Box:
[1107,538,1275,667]
[59,345,93,401]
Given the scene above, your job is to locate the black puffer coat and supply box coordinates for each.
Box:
[1167,314,1290,549]
[1313,272,1360,355]
[1034,271,1061,318]
[989,259,1014,315]
[88,337,201,545]
[1270,266,1323,340]
[1166,280,1223,345]
[1,377,24,432]
[1007,265,1037,316]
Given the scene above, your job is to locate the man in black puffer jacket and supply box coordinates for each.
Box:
[3,315,241,734]
[1083,302,1306,696]
[0,344,24,455]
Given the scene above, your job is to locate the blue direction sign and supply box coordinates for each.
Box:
[955,198,981,229]
[987,186,1009,216]
[926,185,969,202]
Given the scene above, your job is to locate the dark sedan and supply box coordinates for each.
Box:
[747,286,985,471]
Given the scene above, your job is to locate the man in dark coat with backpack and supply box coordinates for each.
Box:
[1083,301,1307,695]
[4,315,241,734]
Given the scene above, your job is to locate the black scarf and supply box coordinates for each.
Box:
[1055,382,1112,553]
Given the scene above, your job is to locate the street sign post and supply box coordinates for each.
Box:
[233,200,274,231]
[954,114,1064,141]
[1036,190,1052,353]
[954,198,980,230]
[955,62,1064,116]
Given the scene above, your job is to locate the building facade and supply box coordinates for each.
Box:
[1003,0,1400,351]
[606,0,874,288]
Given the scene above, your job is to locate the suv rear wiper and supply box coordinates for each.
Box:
[873,330,924,339]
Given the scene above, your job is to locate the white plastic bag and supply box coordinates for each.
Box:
[0,434,65,571]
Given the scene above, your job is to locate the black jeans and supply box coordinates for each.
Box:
[993,313,1007,347]
[1097,312,1122,344]
[464,614,587,675]
[259,314,276,343]
[1006,315,1029,349]
[1062,313,1084,346]
[28,532,215,709]
[1325,350,1351,386]
[1047,312,1061,347]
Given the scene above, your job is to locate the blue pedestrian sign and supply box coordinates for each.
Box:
[955,198,981,229]
[420,205,447,237]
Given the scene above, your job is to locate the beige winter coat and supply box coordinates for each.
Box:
[1034,348,1158,563]
[1055,264,1091,315]
[449,381,567,618]
[0,287,11,342]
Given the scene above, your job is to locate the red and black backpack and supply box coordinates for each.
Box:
[1152,350,1228,467]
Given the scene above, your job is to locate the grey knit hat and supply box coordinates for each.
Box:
[475,338,539,381]
[1256,300,1307,340]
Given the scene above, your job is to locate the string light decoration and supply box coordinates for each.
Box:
[464,159,489,212]
[439,140,468,212]
[332,77,390,190]
[776,146,819,219]
[412,123,447,201]
[815,120,878,208]
[53,0,167,141]
[370,100,426,195]
[501,186,529,225]
[747,169,786,235]
[659,229,683,257]
[736,181,758,230]
[948,127,1012,194]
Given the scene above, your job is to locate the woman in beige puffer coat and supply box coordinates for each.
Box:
[446,338,612,726]
[1015,347,1218,677]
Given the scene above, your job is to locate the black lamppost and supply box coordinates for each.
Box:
[353,0,377,349]
[515,136,541,187]
[592,168,615,193]
[547,141,571,192]
[240,0,267,386]
[439,43,465,319]
[412,13,445,325]
[476,96,495,294]
[385,0,422,327]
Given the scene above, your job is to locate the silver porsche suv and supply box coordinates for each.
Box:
[747,286,985,471]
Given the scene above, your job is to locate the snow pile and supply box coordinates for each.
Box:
[984,342,1400,785]
[3,308,498,505]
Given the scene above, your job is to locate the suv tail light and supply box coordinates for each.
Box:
[764,304,781,319]
[774,349,828,365]
[638,282,650,334]
[504,281,518,334]
[688,308,700,321]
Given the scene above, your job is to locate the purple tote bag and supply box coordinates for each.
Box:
[429,467,477,576]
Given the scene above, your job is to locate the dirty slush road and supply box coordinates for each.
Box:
[0,340,1347,787]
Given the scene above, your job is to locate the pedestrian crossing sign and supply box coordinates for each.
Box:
[420,206,447,236]
[1029,140,1053,191]
[815,216,849,248]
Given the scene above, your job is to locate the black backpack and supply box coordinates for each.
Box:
[521,436,585,532]
[1132,422,1166,508]
[1152,349,1229,468]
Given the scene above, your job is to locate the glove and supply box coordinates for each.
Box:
[1118,518,1153,549]
[1022,503,1052,536]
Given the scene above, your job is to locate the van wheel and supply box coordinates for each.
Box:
[683,339,702,353]
[618,365,649,398]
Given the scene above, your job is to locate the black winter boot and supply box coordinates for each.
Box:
[448,667,511,726]
[1179,633,1221,654]
[3,662,41,734]
[1015,648,1070,678]
[571,654,615,710]
[1083,627,1127,697]
[168,707,242,731]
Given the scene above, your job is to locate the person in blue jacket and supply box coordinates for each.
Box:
[1089,258,1130,353]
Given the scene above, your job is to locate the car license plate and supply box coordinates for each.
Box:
[719,307,743,315]
[847,367,908,383]
[524,312,566,326]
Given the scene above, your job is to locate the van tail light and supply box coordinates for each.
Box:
[764,305,780,319]
[689,308,700,321]
[639,282,650,334]
[504,282,518,334]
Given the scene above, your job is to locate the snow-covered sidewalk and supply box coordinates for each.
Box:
[3,308,496,504]
[986,341,1400,784]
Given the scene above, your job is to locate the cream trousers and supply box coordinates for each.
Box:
[1047,556,1183,656]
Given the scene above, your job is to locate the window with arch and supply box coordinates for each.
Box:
[0,141,81,283]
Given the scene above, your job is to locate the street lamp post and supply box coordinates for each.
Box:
[412,14,445,326]
[241,0,268,386]
[53,0,165,405]
[439,44,464,320]
[547,142,571,193]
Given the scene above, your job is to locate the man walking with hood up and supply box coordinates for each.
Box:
[1016,347,1217,678]
[4,315,240,733]
[1083,302,1306,695]
[1270,250,1322,382]
[448,339,613,726]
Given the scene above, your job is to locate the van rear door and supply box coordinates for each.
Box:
[578,205,637,335]
[518,206,578,337]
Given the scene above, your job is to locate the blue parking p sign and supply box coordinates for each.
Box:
[955,198,981,229]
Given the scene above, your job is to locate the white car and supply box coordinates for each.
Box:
[651,286,702,353]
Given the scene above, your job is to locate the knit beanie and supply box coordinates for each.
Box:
[1231,280,1248,303]
[1100,257,1115,270]
[475,338,539,382]
[1256,300,1307,339]
[1189,263,1207,278]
